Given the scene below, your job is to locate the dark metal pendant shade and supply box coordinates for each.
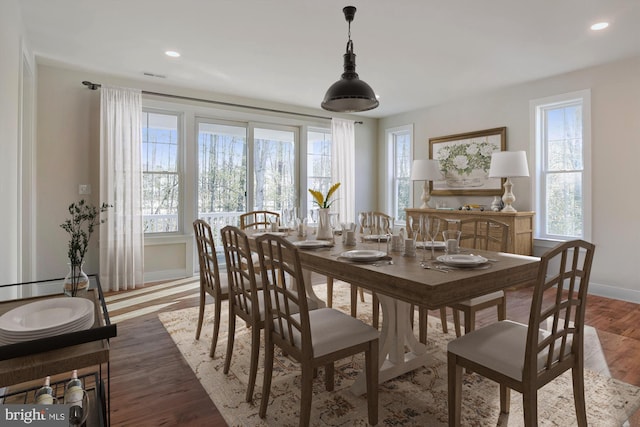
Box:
[321,6,378,113]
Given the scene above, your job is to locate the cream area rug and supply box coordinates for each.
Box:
[158,282,640,426]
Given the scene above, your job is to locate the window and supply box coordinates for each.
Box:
[141,110,181,233]
[531,90,591,241]
[253,126,297,212]
[197,120,247,227]
[307,128,332,220]
[386,125,413,224]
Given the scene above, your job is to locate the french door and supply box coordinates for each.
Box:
[196,119,298,232]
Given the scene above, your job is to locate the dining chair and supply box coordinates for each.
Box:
[255,234,379,427]
[239,210,280,230]
[326,211,388,313]
[409,214,451,341]
[193,219,229,358]
[333,210,393,329]
[447,239,595,426]
[220,225,320,403]
[446,218,510,337]
[220,225,264,402]
[239,210,281,279]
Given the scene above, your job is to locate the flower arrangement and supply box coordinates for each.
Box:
[308,182,340,209]
[60,199,111,295]
[435,140,497,176]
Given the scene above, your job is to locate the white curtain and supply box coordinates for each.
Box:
[99,86,144,291]
[331,118,356,224]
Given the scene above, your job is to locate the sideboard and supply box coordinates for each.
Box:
[405,208,535,255]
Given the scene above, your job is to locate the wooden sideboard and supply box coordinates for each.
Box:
[405,208,535,255]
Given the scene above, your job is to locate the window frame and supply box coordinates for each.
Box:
[385,124,414,226]
[530,89,592,242]
[141,107,184,235]
[306,126,333,220]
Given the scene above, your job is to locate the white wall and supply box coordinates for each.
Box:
[379,55,640,302]
[0,0,23,285]
[34,62,379,282]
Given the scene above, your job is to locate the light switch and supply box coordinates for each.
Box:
[79,184,91,195]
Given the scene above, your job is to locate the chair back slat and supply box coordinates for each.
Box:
[525,239,595,383]
[221,226,261,322]
[240,210,280,230]
[193,219,222,296]
[358,211,394,235]
[255,234,312,359]
[454,217,509,252]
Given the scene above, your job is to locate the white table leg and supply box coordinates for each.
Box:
[351,294,427,396]
[301,269,326,308]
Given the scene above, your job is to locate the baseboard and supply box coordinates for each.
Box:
[144,269,189,284]
[588,281,640,304]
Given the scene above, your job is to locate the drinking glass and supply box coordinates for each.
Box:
[443,229,461,254]
[427,217,441,260]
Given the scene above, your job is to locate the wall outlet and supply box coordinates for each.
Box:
[79,184,91,195]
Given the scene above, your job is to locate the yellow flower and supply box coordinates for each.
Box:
[308,182,341,209]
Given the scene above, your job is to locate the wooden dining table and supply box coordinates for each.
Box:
[248,231,540,395]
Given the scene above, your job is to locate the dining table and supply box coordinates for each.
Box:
[248,231,540,396]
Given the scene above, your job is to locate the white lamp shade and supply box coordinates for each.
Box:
[488,151,530,178]
[410,159,442,181]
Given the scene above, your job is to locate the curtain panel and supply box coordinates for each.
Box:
[99,86,144,291]
[331,118,356,224]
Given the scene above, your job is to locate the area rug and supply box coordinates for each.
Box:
[158,282,640,426]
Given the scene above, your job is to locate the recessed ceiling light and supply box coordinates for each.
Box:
[165,50,181,58]
[590,22,609,31]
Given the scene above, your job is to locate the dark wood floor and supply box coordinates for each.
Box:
[105,275,640,426]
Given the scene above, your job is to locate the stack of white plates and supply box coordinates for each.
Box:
[0,298,95,345]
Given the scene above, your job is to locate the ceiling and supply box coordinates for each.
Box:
[19,0,640,118]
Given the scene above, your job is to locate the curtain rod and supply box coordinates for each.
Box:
[81,81,363,124]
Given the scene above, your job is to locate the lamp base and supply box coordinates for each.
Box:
[500,178,517,212]
[420,181,432,209]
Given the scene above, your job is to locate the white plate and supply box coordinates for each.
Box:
[0,297,94,333]
[363,235,390,242]
[437,254,488,267]
[340,250,387,262]
[252,231,287,237]
[416,241,446,250]
[293,240,333,249]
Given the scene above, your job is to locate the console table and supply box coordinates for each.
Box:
[405,208,535,255]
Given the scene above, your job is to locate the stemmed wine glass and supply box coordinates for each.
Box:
[358,212,367,241]
[419,215,430,263]
[329,213,340,243]
[426,217,441,260]
[408,215,420,247]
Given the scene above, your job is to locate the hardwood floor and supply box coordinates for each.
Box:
[105,275,640,426]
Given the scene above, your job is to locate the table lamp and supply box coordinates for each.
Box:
[410,159,442,209]
[488,151,530,212]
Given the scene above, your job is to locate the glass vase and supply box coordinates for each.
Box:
[64,263,89,297]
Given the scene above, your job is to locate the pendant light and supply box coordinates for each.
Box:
[321,6,379,113]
